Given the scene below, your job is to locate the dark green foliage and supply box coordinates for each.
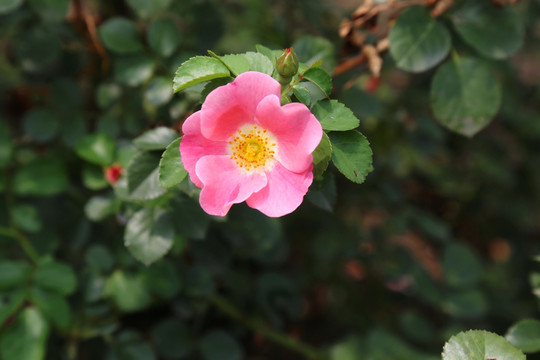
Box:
[0,1,539,360]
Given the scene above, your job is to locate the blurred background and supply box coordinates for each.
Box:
[1,0,540,359]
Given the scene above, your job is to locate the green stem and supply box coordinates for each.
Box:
[208,294,329,360]
[281,76,301,97]
[0,226,40,264]
[3,169,40,264]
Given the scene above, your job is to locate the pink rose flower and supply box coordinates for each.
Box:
[179,71,323,217]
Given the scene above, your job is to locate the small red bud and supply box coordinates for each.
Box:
[105,164,123,184]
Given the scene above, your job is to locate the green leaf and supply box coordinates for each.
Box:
[442,290,488,318]
[224,207,282,261]
[34,261,77,295]
[0,307,49,360]
[256,272,302,321]
[104,270,151,312]
[98,17,143,54]
[0,289,26,326]
[171,196,211,239]
[506,319,540,353]
[201,77,234,102]
[329,131,373,183]
[173,56,231,93]
[111,332,156,360]
[312,132,332,177]
[0,0,24,14]
[60,114,86,148]
[243,51,273,75]
[84,245,114,273]
[366,329,438,360]
[292,84,311,106]
[82,163,108,190]
[29,287,71,331]
[97,115,120,138]
[84,194,120,222]
[117,142,139,168]
[50,78,82,113]
[256,44,278,65]
[389,6,451,72]
[28,0,69,22]
[12,204,42,233]
[293,36,336,72]
[126,0,170,19]
[307,172,336,212]
[115,55,156,87]
[0,261,32,289]
[330,336,365,360]
[23,108,59,142]
[144,77,173,106]
[302,67,332,97]
[399,310,435,343]
[13,155,69,196]
[151,319,194,358]
[530,272,540,298]
[134,127,178,151]
[220,54,250,76]
[13,26,61,73]
[158,137,187,188]
[450,0,524,59]
[312,100,360,131]
[127,151,167,200]
[443,330,525,360]
[118,343,156,360]
[431,57,501,137]
[29,231,60,257]
[96,83,122,109]
[184,265,215,297]
[75,133,115,166]
[143,260,181,299]
[124,208,175,266]
[0,121,13,168]
[147,18,180,58]
[443,242,483,288]
[200,330,243,360]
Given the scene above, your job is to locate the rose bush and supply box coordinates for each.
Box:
[1,1,538,359]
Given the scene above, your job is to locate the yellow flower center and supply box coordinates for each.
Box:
[228,124,277,173]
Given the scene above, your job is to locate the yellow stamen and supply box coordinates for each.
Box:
[228,124,277,173]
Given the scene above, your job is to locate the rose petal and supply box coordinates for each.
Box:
[196,155,268,216]
[255,95,323,173]
[200,72,281,141]
[180,112,227,187]
[246,162,313,217]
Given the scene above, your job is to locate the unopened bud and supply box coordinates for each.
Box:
[276,48,299,82]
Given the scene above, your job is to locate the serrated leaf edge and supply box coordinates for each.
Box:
[173,56,231,93]
[158,137,186,189]
[126,151,167,201]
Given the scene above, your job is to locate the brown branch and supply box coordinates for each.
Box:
[83,2,109,73]
[71,0,109,73]
[336,0,455,79]
[333,53,366,76]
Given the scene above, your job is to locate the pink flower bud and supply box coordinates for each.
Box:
[276,48,299,79]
